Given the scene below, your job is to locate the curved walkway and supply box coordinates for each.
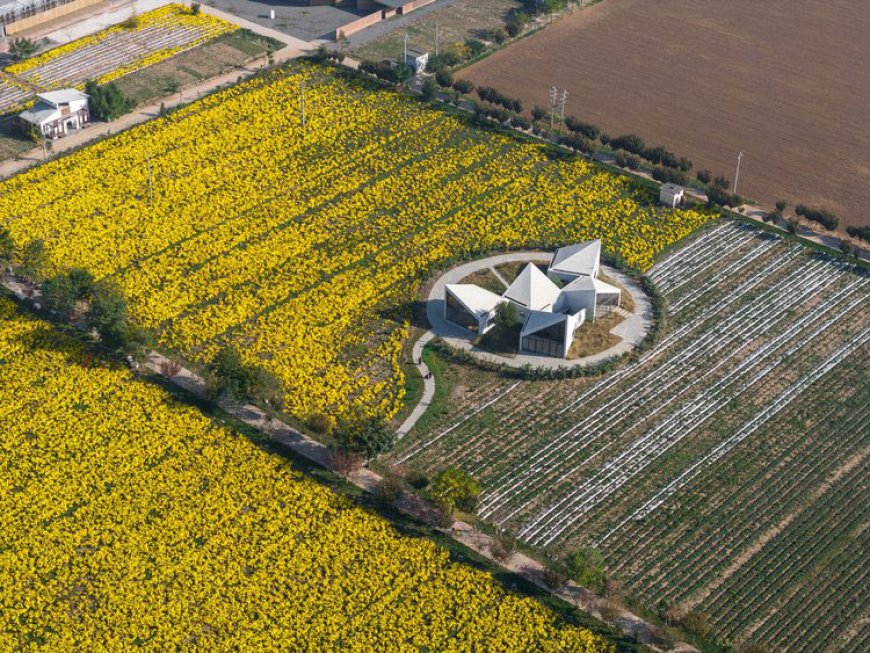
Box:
[396,330,436,437]
[426,251,652,369]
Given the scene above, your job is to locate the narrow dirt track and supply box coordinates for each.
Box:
[461,0,870,230]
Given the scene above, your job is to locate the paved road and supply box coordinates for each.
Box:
[396,330,436,438]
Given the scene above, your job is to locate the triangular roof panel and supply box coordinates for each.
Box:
[446,284,505,316]
[549,240,601,278]
[503,263,561,310]
[592,277,621,296]
[520,310,567,338]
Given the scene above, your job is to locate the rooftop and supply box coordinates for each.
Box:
[37,89,89,106]
[549,240,601,278]
[503,263,561,310]
[446,283,505,316]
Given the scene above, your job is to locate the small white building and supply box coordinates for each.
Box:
[659,182,685,209]
[403,48,429,74]
[19,89,89,139]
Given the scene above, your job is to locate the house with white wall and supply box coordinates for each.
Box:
[19,89,89,139]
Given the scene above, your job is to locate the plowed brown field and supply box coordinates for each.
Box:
[461,0,870,229]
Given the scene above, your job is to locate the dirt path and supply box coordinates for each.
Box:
[396,330,436,438]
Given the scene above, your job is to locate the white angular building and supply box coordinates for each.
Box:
[443,240,622,359]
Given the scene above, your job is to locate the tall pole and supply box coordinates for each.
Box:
[300,80,306,129]
[403,32,408,66]
[559,89,568,132]
[733,151,744,194]
[435,23,440,57]
[549,85,557,130]
[146,151,153,202]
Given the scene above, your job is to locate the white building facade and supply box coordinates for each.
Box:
[19,89,89,139]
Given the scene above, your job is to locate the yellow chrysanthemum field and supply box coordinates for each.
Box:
[0,61,712,423]
[0,298,613,651]
[5,4,234,87]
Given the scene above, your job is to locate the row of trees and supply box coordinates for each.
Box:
[475,86,523,113]
[795,204,838,231]
[846,225,870,243]
[358,59,414,86]
[0,231,149,352]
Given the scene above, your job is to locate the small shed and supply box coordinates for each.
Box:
[403,48,429,74]
[19,89,89,139]
[659,182,685,209]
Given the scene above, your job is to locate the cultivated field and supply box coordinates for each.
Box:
[0,61,711,425]
[0,298,613,651]
[393,220,870,650]
[349,0,522,63]
[460,0,870,230]
[0,4,233,113]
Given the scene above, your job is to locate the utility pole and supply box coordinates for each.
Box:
[549,85,558,130]
[300,79,306,129]
[403,32,408,67]
[434,23,441,57]
[146,151,153,202]
[559,88,569,132]
[733,151,744,195]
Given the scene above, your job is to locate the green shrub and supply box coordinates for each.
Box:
[431,467,480,514]
[566,547,607,593]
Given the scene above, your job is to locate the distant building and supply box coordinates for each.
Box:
[1,0,101,37]
[403,48,429,74]
[19,89,89,138]
[659,182,685,209]
[444,240,622,359]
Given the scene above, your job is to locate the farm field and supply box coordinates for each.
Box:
[392,220,870,650]
[348,0,522,63]
[0,60,712,425]
[0,298,614,651]
[0,4,234,114]
[459,0,870,230]
[111,29,280,107]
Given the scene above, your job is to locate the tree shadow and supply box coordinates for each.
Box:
[376,298,431,330]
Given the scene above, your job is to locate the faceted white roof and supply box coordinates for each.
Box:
[549,240,601,278]
[520,310,567,338]
[592,276,621,296]
[562,274,620,296]
[446,284,504,316]
[503,263,561,311]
